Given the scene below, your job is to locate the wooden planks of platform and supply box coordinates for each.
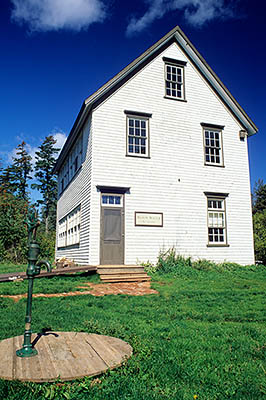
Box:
[0,332,132,382]
[0,265,97,283]
[97,265,151,283]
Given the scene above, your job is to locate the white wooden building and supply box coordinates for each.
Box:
[54,26,258,266]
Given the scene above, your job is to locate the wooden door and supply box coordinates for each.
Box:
[100,194,124,265]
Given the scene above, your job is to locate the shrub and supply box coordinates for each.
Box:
[0,189,28,263]
[157,248,192,273]
[253,210,266,265]
[36,230,56,263]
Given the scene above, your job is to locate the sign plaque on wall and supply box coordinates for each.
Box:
[135,212,163,227]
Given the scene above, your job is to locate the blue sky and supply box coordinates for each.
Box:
[0,0,265,201]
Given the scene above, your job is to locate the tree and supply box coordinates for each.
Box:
[0,165,17,194]
[253,210,266,265]
[0,187,28,262]
[252,179,266,214]
[32,136,59,233]
[11,141,33,200]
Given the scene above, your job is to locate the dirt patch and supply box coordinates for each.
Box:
[0,281,158,302]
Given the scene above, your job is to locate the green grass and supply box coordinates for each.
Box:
[0,264,27,274]
[0,262,265,399]
[0,264,100,295]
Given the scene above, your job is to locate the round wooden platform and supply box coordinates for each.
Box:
[0,332,132,382]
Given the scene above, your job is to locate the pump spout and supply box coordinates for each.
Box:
[36,260,52,273]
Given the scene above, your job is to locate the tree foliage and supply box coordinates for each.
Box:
[0,188,28,262]
[252,179,266,214]
[31,136,59,233]
[252,179,266,264]
[253,210,266,265]
[10,141,33,200]
[0,136,59,263]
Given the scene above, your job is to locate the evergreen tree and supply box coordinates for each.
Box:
[0,165,17,194]
[252,179,266,214]
[11,141,33,200]
[32,136,59,233]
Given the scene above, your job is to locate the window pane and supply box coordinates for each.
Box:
[115,196,121,205]
[141,121,146,128]
[135,120,140,127]
[102,195,108,204]
[129,119,134,127]
[141,129,146,137]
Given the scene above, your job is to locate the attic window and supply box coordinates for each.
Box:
[163,57,187,101]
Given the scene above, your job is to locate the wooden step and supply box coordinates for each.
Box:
[100,276,151,283]
[97,265,150,283]
[98,268,145,274]
[101,273,148,279]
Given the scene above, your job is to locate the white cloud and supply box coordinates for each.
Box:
[53,132,67,154]
[7,131,67,167]
[10,0,107,32]
[126,0,236,36]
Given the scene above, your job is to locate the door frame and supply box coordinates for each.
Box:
[99,192,125,265]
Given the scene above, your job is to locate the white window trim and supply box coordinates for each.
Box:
[205,193,229,247]
[58,205,81,248]
[164,63,185,100]
[202,124,224,167]
[101,194,123,207]
[126,113,150,158]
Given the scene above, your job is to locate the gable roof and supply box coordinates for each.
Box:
[54,25,258,173]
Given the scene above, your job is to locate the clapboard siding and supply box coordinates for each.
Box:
[87,42,254,265]
[55,117,93,264]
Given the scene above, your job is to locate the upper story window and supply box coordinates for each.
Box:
[201,123,224,166]
[124,110,152,158]
[163,57,187,101]
[58,132,83,194]
[205,192,229,246]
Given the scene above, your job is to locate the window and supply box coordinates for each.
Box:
[59,132,84,194]
[124,110,152,158]
[201,123,224,166]
[205,193,228,245]
[102,195,122,207]
[58,205,81,247]
[163,57,186,100]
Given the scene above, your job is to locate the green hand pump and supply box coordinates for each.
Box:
[16,208,51,358]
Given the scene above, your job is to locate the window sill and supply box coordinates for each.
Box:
[207,244,230,247]
[164,96,187,102]
[204,163,225,168]
[126,154,151,159]
[57,243,80,250]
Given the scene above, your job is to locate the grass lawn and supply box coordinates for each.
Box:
[0,263,265,399]
[0,264,100,295]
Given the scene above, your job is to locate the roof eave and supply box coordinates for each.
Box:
[174,30,258,136]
